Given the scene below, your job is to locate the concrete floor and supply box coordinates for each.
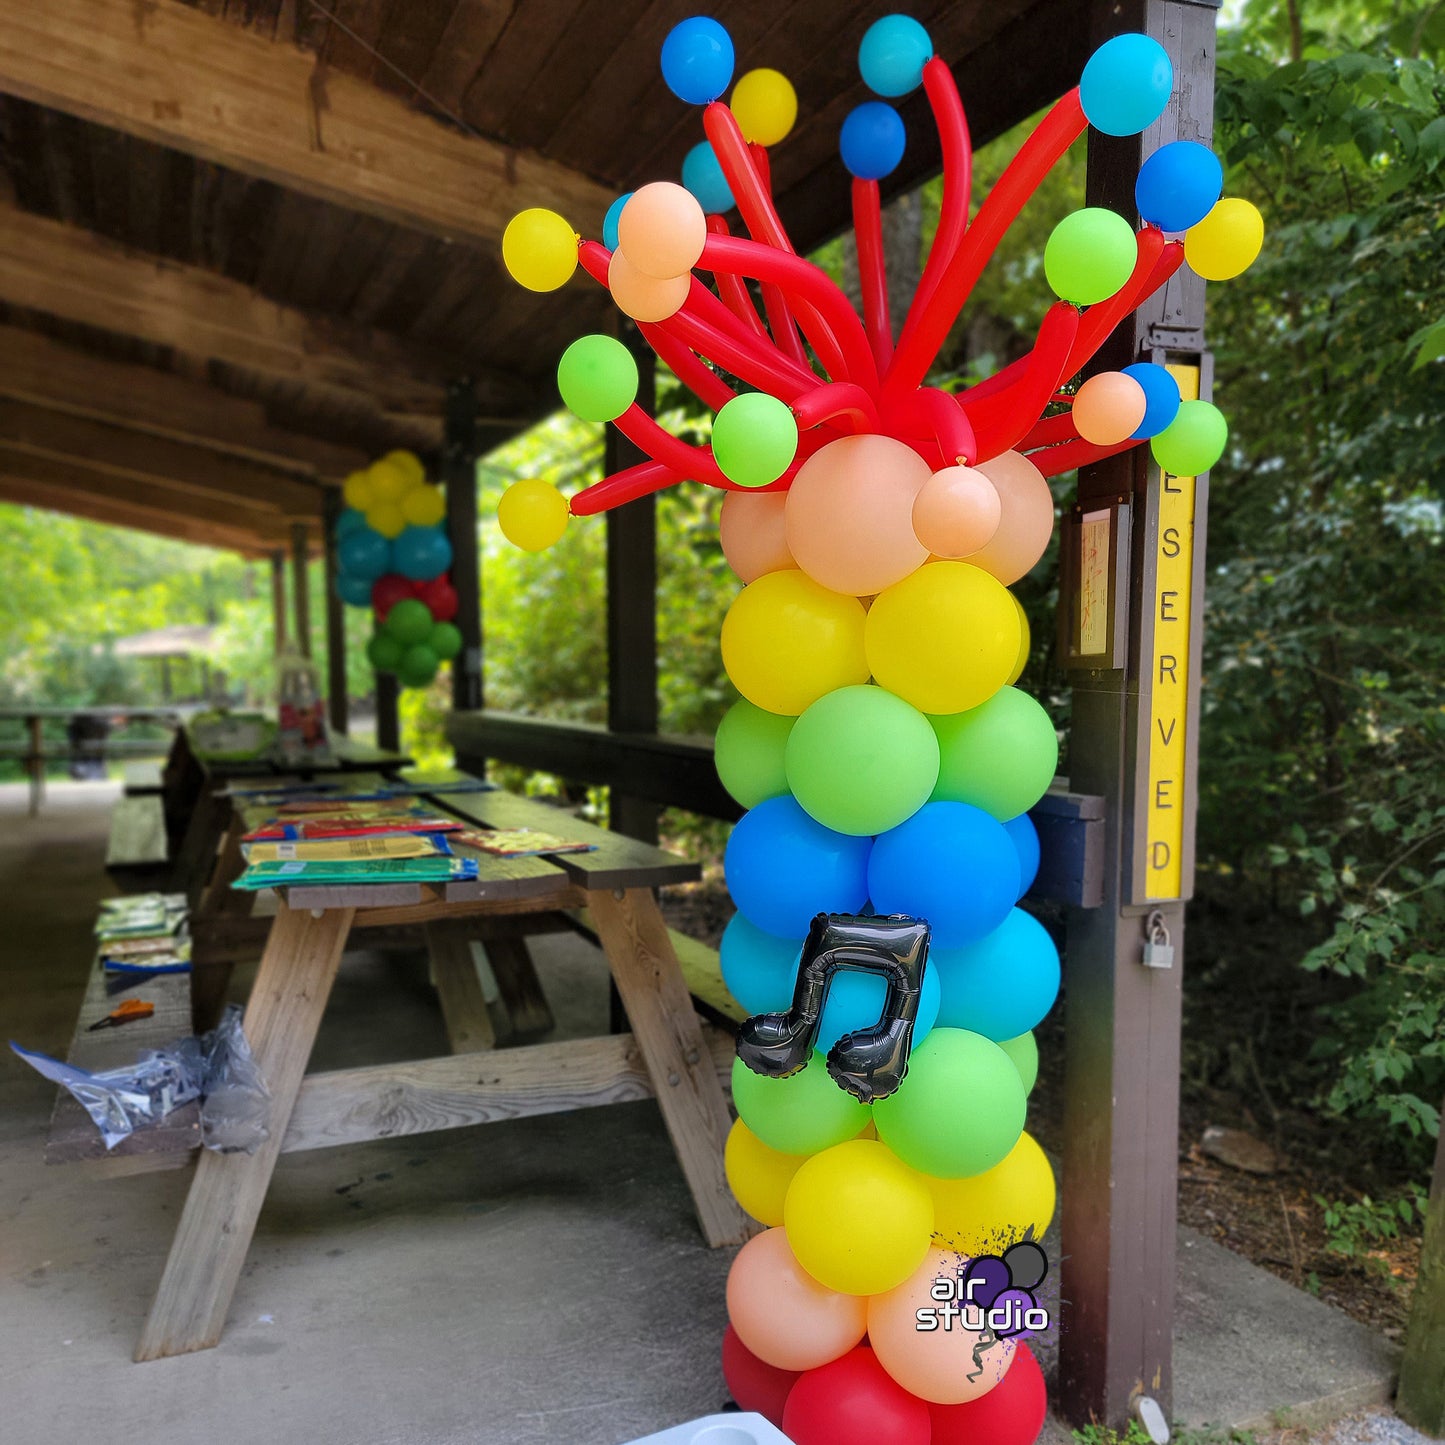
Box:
[0,783,1403,1445]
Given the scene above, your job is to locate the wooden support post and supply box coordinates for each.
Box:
[322,488,348,735]
[269,551,287,655]
[1399,1097,1445,1435]
[25,711,43,815]
[605,322,660,847]
[290,520,311,659]
[375,672,400,754]
[1058,0,1219,1429]
[444,378,483,713]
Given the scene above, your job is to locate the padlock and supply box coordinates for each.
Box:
[1141,911,1174,969]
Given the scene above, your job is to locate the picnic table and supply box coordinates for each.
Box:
[130,731,748,1362]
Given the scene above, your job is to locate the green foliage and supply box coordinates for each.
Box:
[1315,1185,1430,1276]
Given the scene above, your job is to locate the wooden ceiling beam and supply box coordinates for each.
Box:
[0,326,370,479]
[0,0,611,248]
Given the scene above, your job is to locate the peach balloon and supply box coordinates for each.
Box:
[726,1226,868,1372]
[966,451,1055,585]
[720,491,795,582]
[1072,371,1147,445]
[785,434,932,596]
[608,250,690,323]
[617,181,707,279]
[911,465,1003,559]
[867,1248,1018,1405]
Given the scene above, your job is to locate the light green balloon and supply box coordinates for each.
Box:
[1151,399,1228,476]
[873,1027,1027,1178]
[998,1031,1039,1095]
[557,334,639,423]
[1044,207,1138,304]
[930,686,1059,821]
[786,684,939,836]
[731,1055,871,1155]
[712,393,799,488]
[715,699,794,809]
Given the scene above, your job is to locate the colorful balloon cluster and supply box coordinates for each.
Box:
[500,13,1263,1441]
[333,452,460,689]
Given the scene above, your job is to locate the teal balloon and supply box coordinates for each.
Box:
[715,699,794,809]
[931,908,1061,1041]
[786,684,939,836]
[929,686,1059,821]
[1151,399,1228,475]
[712,393,798,488]
[383,597,434,646]
[1080,33,1173,137]
[336,507,368,538]
[397,644,439,689]
[428,621,463,661]
[337,528,391,581]
[336,572,374,607]
[719,912,802,1015]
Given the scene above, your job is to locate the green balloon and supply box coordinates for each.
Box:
[1151,399,1228,476]
[384,597,434,646]
[731,1055,871,1155]
[712,393,798,488]
[998,1031,1039,1095]
[366,632,403,673]
[428,621,463,661]
[930,686,1059,821]
[397,643,439,689]
[557,334,639,423]
[873,1028,1026,1178]
[715,699,794,809]
[1044,207,1137,304]
[785,684,939,836]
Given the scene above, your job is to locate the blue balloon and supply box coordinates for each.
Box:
[858,14,933,97]
[337,528,392,582]
[868,801,1018,948]
[931,908,1061,1041]
[1135,140,1222,232]
[335,571,374,607]
[660,16,734,105]
[336,507,368,539]
[1123,362,1182,438]
[603,192,633,252]
[1004,813,1041,899]
[1080,33,1173,137]
[393,525,453,582]
[724,795,872,938]
[682,141,734,215]
[840,101,906,180]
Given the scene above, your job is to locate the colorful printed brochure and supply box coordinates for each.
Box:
[243,804,465,842]
[452,827,598,858]
[242,833,451,863]
[231,855,480,891]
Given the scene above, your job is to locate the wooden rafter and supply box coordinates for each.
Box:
[0,0,612,248]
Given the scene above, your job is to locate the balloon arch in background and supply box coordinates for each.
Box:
[498,14,1262,1444]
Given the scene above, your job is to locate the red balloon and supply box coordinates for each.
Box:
[929,1342,1047,1445]
[721,1324,798,1427]
[414,575,458,622]
[371,574,416,623]
[782,1346,931,1445]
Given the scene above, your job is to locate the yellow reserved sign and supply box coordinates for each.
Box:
[1142,363,1201,901]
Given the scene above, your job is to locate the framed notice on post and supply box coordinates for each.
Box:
[1059,498,1131,672]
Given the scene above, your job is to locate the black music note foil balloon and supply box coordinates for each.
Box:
[736,913,932,1104]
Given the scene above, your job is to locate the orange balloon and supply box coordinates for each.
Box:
[720,491,795,582]
[726,1227,868,1372]
[784,435,931,596]
[911,465,1002,559]
[967,451,1055,585]
[866,1247,1018,1404]
[1073,371,1147,445]
[608,250,689,323]
[617,181,707,279]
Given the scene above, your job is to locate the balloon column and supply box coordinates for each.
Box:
[332,451,462,690]
[499,13,1262,1442]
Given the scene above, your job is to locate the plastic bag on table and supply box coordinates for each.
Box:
[198,1005,271,1154]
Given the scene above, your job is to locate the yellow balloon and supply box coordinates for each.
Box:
[725,1119,809,1226]
[342,469,373,511]
[383,449,426,492]
[865,562,1020,714]
[730,68,798,147]
[1185,197,1264,281]
[783,1138,934,1295]
[367,501,407,539]
[403,483,446,528]
[503,208,579,292]
[1007,593,1031,685]
[367,458,411,503]
[929,1131,1056,1257]
[721,569,869,715]
[498,478,569,551]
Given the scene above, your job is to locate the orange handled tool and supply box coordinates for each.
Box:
[87,999,155,1031]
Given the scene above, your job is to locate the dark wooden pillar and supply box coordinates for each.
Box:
[444,379,483,713]
[1058,0,1219,1430]
[269,551,288,655]
[375,672,400,753]
[289,521,311,658]
[605,322,660,844]
[321,489,348,734]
